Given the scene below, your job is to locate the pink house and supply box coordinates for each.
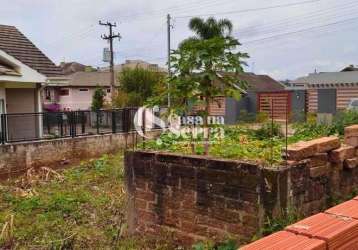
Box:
[43,71,117,111]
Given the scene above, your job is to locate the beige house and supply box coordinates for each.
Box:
[100,59,167,73]
[0,24,63,141]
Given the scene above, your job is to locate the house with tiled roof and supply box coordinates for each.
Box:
[292,65,358,115]
[0,24,64,141]
[43,71,118,111]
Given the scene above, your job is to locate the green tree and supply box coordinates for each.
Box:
[153,17,249,155]
[114,67,165,107]
[91,87,105,111]
[180,17,233,48]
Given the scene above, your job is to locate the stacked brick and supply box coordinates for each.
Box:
[241,197,358,249]
[285,135,358,178]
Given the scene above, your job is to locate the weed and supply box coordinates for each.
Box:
[260,208,302,237]
[192,239,237,250]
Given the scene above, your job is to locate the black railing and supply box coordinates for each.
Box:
[0,108,142,144]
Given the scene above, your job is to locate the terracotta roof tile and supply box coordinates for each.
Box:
[286,213,358,249]
[0,24,63,77]
[240,231,326,250]
[326,200,358,220]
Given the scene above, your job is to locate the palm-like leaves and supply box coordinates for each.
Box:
[189,17,233,39]
[180,17,234,48]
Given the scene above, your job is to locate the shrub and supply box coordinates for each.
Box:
[238,110,256,123]
[256,112,269,123]
[333,110,358,135]
[306,112,317,124]
[91,87,106,111]
[253,122,283,140]
[290,122,335,142]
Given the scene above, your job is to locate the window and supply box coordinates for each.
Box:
[79,88,89,92]
[60,89,69,96]
[106,88,111,93]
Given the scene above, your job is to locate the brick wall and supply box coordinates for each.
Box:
[0,130,159,179]
[125,152,263,245]
[124,125,358,246]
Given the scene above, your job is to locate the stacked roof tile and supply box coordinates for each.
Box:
[241,199,358,249]
[0,24,63,77]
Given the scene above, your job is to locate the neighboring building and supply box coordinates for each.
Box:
[0,24,63,141]
[191,73,291,123]
[100,59,167,73]
[43,71,117,111]
[292,66,358,114]
[224,73,291,123]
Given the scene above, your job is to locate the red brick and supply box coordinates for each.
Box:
[134,198,147,210]
[136,190,155,202]
[308,153,328,168]
[309,164,330,178]
[345,125,358,138]
[137,209,157,223]
[345,136,358,147]
[286,141,318,160]
[225,223,245,235]
[344,158,358,169]
[313,136,340,153]
[329,145,355,163]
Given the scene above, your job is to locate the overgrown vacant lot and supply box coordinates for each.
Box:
[142,122,331,165]
[0,153,180,249]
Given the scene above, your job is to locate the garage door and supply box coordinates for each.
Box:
[5,88,38,141]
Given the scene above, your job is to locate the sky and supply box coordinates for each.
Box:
[1,0,358,80]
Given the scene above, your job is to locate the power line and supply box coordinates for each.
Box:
[243,15,358,45]
[236,0,358,38]
[174,0,320,19]
[119,0,232,22]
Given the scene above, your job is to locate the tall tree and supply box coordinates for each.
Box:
[180,17,233,48]
[114,67,165,108]
[152,17,249,155]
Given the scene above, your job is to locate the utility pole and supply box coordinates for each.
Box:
[99,21,121,101]
[167,14,172,107]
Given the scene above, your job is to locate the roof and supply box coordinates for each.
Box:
[60,62,87,75]
[65,71,118,87]
[0,24,63,77]
[0,62,21,76]
[341,65,358,72]
[293,71,358,85]
[239,73,285,92]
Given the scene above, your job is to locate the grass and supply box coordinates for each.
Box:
[141,123,329,165]
[0,152,182,249]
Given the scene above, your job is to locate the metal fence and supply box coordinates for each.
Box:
[0,108,141,144]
